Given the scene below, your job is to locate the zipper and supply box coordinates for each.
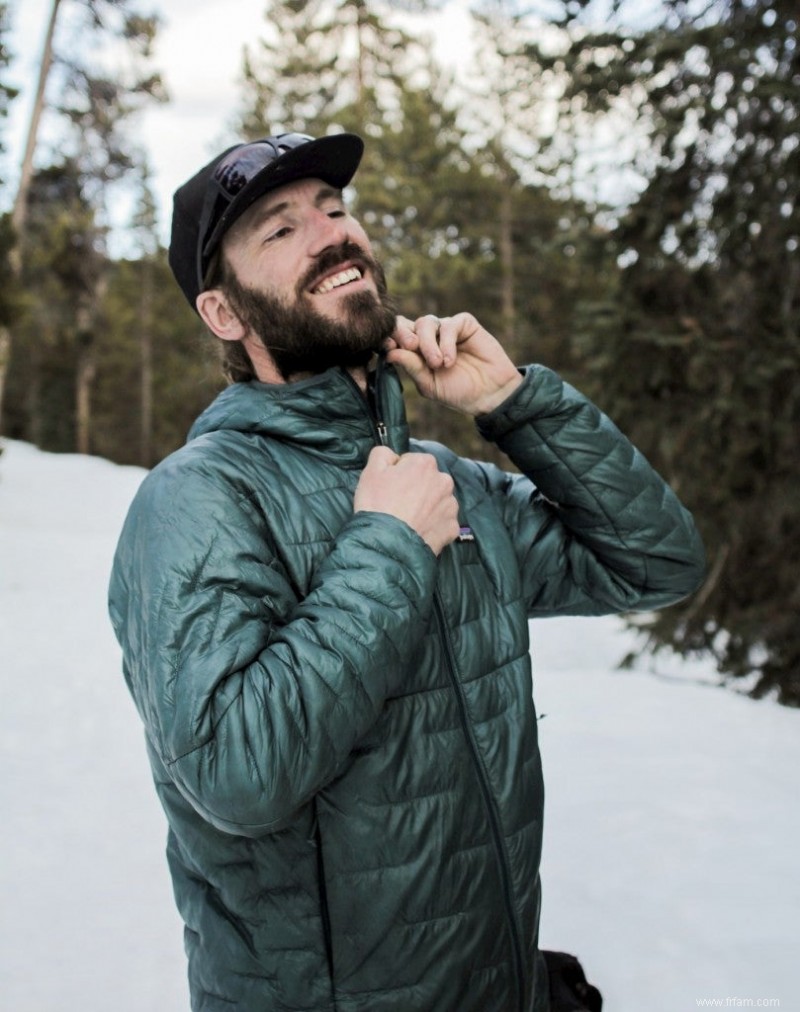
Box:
[346,362,525,1004]
[368,356,389,446]
[433,592,526,1012]
[341,363,389,448]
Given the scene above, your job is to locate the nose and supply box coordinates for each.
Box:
[307,207,349,256]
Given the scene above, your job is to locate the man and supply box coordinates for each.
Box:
[109,132,705,1012]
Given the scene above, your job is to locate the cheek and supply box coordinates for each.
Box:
[245,259,297,301]
[350,222,374,254]
[229,238,299,296]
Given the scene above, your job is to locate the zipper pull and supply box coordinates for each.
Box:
[376,420,388,445]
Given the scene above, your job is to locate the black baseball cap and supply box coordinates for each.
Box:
[168,131,365,309]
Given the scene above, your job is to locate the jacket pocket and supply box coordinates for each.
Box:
[313,799,338,1009]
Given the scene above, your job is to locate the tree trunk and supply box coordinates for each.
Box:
[498,181,516,354]
[75,300,94,456]
[11,0,63,244]
[27,343,44,449]
[75,345,96,455]
[0,327,9,428]
[74,270,107,456]
[353,0,366,116]
[139,256,154,467]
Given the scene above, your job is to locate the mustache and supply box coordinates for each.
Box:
[298,240,377,295]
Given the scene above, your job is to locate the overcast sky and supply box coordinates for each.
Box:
[4,0,473,248]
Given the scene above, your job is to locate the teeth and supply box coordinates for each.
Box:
[314,267,362,294]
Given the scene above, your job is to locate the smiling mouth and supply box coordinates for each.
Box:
[312,265,364,295]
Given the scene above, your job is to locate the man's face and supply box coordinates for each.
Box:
[218,178,397,379]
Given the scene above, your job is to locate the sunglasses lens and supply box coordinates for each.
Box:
[213,144,274,197]
[213,134,314,198]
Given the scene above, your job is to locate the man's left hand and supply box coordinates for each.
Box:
[385,313,522,417]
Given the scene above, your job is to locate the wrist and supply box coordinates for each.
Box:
[470,372,524,417]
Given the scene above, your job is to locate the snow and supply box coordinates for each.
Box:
[1,437,797,1011]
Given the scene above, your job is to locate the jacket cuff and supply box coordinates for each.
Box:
[475,365,556,442]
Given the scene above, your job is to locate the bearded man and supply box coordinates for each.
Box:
[109,132,705,1012]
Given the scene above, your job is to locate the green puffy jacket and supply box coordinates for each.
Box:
[109,360,705,1012]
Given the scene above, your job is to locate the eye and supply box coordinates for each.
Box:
[265,225,293,243]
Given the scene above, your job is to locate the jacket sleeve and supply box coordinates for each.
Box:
[474,365,706,617]
[108,461,438,838]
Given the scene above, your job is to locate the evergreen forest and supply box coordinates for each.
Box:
[1,0,798,705]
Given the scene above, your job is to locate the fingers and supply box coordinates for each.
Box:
[415,315,444,368]
[389,314,455,369]
[354,451,460,555]
[436,318,457,367]
[390,315,417,351]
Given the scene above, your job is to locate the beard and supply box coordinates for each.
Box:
[221,241,398,381]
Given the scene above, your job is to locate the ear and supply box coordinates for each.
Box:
[196,289,247,342]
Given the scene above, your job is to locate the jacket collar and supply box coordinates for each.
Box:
[187,356,410,467]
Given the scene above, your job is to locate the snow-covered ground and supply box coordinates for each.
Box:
[1,438,797,1012]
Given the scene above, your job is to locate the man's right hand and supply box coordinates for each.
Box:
[354,446,460,556]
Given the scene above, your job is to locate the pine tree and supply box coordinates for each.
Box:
[127,160,160,467]
[92,252,223,466]
[2,0,165,450]
[238,0,427,139]
[528,0,800,703]
[239,0,342,138]
[235,0,603,463]
[3,161,103,451]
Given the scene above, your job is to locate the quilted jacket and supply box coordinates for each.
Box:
[108,359,705,1012]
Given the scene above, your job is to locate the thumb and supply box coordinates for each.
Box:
[364,445,399,470]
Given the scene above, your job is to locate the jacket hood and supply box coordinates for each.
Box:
[187,359,410,465]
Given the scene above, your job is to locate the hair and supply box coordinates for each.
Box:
[202,249,258,384]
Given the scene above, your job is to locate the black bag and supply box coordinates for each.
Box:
[542,950,603,1012]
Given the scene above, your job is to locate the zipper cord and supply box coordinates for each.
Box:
[433,593,527,1012]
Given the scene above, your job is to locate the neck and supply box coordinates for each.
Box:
[343,365,369,393]
[282,364,368,393]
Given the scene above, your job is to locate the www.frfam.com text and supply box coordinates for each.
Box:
[695,1000,780,1008]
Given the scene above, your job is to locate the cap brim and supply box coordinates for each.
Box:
[203,133,365,263]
